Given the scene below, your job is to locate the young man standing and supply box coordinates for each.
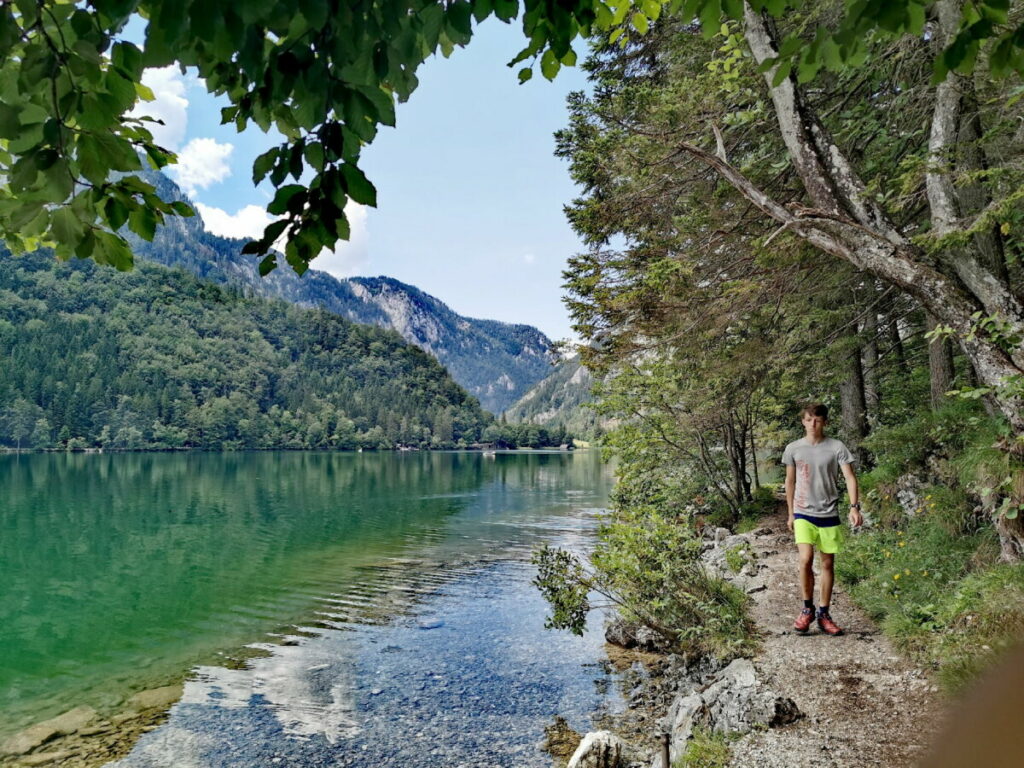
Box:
[783,403,863,636]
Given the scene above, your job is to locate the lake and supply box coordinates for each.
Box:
[1,450,623,766]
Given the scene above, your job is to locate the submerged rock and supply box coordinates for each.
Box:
[19,749,75,766]
[127,684,183,712]
[541,716,582,761]
[1,705,96,755]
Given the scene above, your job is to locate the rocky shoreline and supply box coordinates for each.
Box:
[559,517,943,768]
[0,686,183,768]
[0,551,520,768]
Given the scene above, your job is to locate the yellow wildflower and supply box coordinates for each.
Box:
[922,570,929,576]
[893,573,901,580]
[898,541,906,547]
[905,568,911,575]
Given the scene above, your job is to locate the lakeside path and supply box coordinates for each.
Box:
[727,511,945,767]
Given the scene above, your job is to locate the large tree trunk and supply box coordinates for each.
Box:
[926,313,956,410]
[671,4,1024,439]
[862,281,881,420]
[957,87,1011,288]
[839,330,869,463]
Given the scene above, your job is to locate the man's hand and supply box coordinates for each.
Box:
[787,515,795,533]
[848,508,864,528]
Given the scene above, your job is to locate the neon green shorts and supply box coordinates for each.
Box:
[794,518,845,554]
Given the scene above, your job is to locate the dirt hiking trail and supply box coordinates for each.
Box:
[727,510,945,767]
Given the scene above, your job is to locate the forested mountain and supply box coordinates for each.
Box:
[502,357,606,439]
[126,173,554,413]
[0,251,493,451]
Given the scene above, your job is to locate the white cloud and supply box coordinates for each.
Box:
[170,137,234,197]
[195,203,276,242]
[523,253,536,264]
[196,201,369,278]
[132,66,189,150]
[312,203,370,279]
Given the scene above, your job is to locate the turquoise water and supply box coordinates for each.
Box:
[0,451,613,739]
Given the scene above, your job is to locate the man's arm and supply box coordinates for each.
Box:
[785,464,796,532]
[841,462,863,527]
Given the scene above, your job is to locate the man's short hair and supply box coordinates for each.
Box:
[802,403,829,420]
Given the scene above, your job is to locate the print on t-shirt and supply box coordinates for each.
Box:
[795,460,810,511]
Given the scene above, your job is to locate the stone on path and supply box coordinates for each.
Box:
[655,659,800,767]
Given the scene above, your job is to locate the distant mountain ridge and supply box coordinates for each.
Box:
[502,357,608,439]
[128,173,555,412]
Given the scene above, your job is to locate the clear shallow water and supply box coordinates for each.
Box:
[1,450,616,752]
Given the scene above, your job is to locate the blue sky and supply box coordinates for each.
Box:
[136,19,590,341]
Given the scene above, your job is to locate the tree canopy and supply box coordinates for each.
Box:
[1,0,1021,277]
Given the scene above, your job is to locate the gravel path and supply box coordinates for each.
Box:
[728,512,945,767]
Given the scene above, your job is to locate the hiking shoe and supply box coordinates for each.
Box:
[817,612,843,636]
[794,608,814,633]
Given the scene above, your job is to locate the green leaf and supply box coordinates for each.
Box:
[303,141,325,170]
[518,66,533,83]
[541,48,560,80]
[446,1,473,39]
[111,41,144,80]
[258,254,278,275]
[631,12,649,35]
[103,196,130,230]
[493,0,517,23]
[0,103,21,139]
[93,231,134,270]
[771,58,793,87]
[128,206,158,241]
[698,0,721,39]
[51,207,84,245]
[472,0,492,24]
[341,164,377,206]
[267,184,306,215]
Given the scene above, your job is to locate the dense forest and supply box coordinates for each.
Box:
[537,2,1024,691]
[0,251,571,451]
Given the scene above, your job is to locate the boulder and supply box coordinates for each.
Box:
[1,706,96,755]
[604,618,672,652]
[567,731,639,768]
[654,659,800,766]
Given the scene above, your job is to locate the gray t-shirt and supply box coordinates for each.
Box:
[782,437,856,518]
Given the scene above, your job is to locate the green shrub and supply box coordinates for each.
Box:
[836,488,1024,693]
[673,728,733,768]
[724,543,751,573]
[534,468,758,661]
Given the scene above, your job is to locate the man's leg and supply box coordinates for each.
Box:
[816,551,844,635]
[819,552,834,608]
[798,543,815,601]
